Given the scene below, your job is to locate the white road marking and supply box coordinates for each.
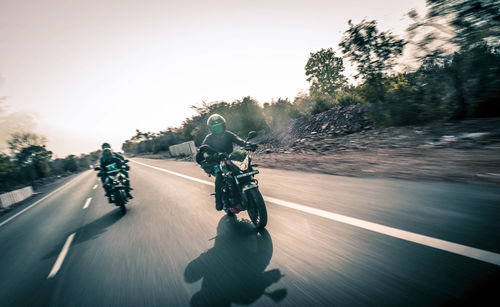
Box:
[92,184,98,190]
[132,160,213,186]
[47,233,75,279]
[0,175,83,228]
[131,159,500,266]
[83,197,92,209]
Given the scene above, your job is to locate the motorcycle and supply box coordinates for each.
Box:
[94,161,130,214]
[199,131,268,229]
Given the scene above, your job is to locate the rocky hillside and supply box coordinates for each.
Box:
[256,104,371,148]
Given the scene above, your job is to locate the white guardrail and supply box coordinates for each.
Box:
[0,186,33,209]
[169,141,197,157]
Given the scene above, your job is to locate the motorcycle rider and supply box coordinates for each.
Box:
[101,142,126,163]
[196,114,256,211]
[98,144,133,202]
[99,143,129,177]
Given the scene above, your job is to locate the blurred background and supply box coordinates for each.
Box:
[1,1,499,306]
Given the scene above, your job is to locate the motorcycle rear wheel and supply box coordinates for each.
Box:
[246,188,267,229]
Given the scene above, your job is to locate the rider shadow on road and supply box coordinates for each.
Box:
[41,210,124,260]
[184,216,287,307]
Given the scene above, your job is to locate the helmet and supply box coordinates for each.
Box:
[102,148,113,159]
[207,114,226,136]
[102,142,111,150]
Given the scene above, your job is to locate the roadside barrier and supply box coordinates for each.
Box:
[0,186,33,209]
[169,141,196,157]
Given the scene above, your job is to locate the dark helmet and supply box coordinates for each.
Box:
[102,148,113,159]
[207,114,226,136]
[102,142,111,150]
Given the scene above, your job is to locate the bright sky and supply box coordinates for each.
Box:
[0,0,426,156]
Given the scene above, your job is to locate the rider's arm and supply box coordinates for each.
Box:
[114,152,125,161]
[201,134,210,146]
[229,131,247,147]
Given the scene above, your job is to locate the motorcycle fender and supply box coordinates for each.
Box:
[242,183,258,192]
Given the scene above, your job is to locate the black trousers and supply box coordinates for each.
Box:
[215,172,223,206]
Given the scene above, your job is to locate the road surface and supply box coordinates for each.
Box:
[0,157,499,306]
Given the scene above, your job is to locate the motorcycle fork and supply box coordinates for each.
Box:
[233,176,249,208]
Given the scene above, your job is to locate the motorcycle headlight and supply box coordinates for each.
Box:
[113,178,120,184]
[231,155,249,171]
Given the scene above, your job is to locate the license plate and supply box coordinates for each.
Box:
[236,170,259,179]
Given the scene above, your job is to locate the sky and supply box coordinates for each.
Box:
[0,0,426,156]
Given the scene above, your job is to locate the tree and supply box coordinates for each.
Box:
[63,155,79,172]
[7,133,52,179]
[263,98,294,129]
[8,132,47,155]
[407,1,500,119]
[339,20,405,102]
[305,48,347,97]
[78,155,90,169]
[426,0,500,50]
[0,153,15,191]
[228,97,270,136]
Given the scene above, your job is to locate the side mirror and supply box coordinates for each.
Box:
[94,167,101,171]
[124,159,129,163]
[247,131,257,140]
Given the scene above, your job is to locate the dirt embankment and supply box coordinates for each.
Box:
[253,113,500,185]
[133,105,500,186]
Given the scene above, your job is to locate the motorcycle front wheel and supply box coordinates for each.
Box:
[114,189,127,214]
[246,188,267,229]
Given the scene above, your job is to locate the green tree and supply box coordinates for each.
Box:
[263,98,294,129]
[305,48,347,97]
[426,0,500,49]
[228,97,269,136]
[63,155,79,172]
[78,155,90,169]
[0,153,15,191]
[407,1,500,119]
[8,132,47,155]
[14,145,52,178]
[339,20,405,102]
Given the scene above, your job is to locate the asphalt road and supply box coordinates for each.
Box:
[0,157,499,306]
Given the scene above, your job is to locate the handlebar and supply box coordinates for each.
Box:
[244,143,258,152]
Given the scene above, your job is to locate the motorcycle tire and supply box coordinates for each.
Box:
[114,189,127,214]
[246,188,267,229]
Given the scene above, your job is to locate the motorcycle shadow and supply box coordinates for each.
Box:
[184,215,287,307]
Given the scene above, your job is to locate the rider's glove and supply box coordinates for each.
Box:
[245,142,258,151]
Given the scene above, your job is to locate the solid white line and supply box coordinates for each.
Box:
[0,175,82,228]
[83,197,92,209]
[92,184,98,190]
[264,196,500,266]
[47,233,75,279]
[131,158,500,266]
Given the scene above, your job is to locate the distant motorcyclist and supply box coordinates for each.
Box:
[195,114,257,211]
[98,145,132,202]
[101,142,126,162]
[99,143,129,177]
